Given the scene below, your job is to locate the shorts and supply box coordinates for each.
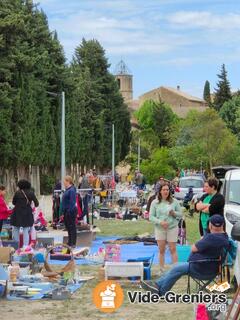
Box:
[154,226,178,242]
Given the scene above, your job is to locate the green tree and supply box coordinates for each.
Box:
[70,39,131,169]
[219,96,240,140]
[203,80,211,106]
[141,148,175,184]
[171,109,239,169]
[136,99,178,147]
[0,0,66,178]
[0,2,131,185]
[214,64,232,112]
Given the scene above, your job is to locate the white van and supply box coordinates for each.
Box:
[222,169,240,284]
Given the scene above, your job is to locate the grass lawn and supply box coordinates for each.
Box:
[94,211,200,245]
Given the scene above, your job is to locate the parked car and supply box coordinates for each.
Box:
[221,169,240,284]
[212,165,240,180]
[174,176,205,201]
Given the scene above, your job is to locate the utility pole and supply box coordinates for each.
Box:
[138,138,141,171]
[112,123,115,180]
[61,91,66,190]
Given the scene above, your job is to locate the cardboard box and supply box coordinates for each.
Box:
[36,237,54,248]
[63,230,93,247]
[0,247,14,264]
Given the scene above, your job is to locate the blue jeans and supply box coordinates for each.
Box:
[155,262,213,295]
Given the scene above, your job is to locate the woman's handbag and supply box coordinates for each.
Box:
[21,190,30,206]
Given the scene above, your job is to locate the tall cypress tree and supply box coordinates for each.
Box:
[0,3,131,182]
[203,80,211,106]
[214,64,231,112]
[0,0,67,176]
[0,0,16,168]
[71,39,131,169]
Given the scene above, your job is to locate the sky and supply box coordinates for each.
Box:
[36,0,240,99]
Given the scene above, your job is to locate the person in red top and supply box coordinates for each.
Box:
[0,185,13,233]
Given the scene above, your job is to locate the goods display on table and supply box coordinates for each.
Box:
[0,247,15,264]
[92,183,151,221]
[0,245,88,301]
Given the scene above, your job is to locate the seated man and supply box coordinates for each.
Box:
[141,214,229,296]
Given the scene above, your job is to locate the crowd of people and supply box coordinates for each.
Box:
[0,168,232,298]
[0,180,39,247]
[0,176,77,248]
[0,171,116,249]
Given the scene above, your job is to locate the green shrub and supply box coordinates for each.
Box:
[40,174,55,195]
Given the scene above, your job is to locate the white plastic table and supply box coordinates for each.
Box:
[105,262,144,281]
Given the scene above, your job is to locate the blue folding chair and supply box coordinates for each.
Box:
[127,254,155,280]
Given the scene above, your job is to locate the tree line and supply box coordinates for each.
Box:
[0,0,131,191]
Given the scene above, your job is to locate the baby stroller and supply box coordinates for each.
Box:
[177,218,186,245]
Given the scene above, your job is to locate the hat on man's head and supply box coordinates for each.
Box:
[209,214,225,227]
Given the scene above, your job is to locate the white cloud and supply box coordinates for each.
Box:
[49,9,189,59]
[167,11,240,30]
[36,1,240,67]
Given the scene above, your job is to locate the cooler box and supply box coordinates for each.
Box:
[63,230,93,247]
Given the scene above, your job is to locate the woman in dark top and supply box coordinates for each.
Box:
[196,177,225,236]
[11,180,39,247]
[62,176,77,247]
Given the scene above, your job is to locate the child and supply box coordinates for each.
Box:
[183,187,194,210]
[0,185,13,233]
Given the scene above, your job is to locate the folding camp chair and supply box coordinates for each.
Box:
[187,258,222,294]
[187,244,230,294]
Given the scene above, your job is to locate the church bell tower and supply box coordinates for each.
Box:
[114,60,133,102]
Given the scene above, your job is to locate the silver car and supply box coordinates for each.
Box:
[174,175,205,200]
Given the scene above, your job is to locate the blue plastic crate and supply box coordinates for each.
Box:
[127,255,154,280]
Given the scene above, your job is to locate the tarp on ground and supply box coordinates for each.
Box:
[47,236,177,266]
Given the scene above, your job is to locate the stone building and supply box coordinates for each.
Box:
[114,60,207,118]
[114,60,133,102]
[139,86,207,118]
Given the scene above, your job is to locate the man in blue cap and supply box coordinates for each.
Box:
[141,214,229,295]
